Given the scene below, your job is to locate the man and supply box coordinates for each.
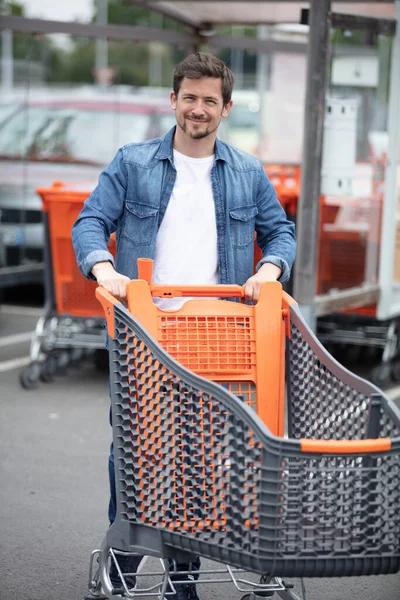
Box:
[73,52,296,600]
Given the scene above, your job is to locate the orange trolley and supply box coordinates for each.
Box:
[87,259,400,600]
[19,182,115,389]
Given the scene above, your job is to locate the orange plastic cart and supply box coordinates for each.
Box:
[86,258,400,600]
[19,181,115,389]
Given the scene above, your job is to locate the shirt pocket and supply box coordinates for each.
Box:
[122,202,159,246]
[229,205,258,248]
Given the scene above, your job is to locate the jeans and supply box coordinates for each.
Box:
[108,442,117,525]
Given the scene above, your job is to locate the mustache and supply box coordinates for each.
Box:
[186,116,208,122]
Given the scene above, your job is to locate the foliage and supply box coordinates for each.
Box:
[331,28,376,48]
[62,39,153,86]
[56,0,183,85]
[106,0,152,26]
[0,0,63,82]
[1,0,23,16]
[2,0,258,87]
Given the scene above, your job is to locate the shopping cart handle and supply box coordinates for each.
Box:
[95,286,122,338]
[148,284,245,298]
[137,258,245,298]
[95,285,120,307]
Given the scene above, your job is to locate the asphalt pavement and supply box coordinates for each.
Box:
[1,304,400,600]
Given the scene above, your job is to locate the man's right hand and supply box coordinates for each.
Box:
[91,261,130,301]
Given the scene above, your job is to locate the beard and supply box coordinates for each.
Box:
[177,115,220,139]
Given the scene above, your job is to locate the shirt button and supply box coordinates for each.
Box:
[160,205,165,211]
[170,175,175,180]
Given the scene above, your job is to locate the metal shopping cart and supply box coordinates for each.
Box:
[19,182,114,389]
[87,258,400,600]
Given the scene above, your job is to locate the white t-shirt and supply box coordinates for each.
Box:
[152,149,218,310]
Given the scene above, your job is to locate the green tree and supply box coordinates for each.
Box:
[62,38,151,86]
[106,0,152,26]
[0,0,23,16]
[0,0,64,83]
[61,0,182,86]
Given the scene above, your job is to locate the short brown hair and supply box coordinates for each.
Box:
[173,52,234,106]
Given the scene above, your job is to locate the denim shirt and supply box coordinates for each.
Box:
[72,127,296,286]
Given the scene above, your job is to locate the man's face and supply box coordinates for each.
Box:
[170,77,232,140]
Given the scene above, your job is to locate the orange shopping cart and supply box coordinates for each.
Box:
[19,181,115,389]
[87,259,400,600]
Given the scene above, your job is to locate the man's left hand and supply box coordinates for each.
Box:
[243,263,282,303]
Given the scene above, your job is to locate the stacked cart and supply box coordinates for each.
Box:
[20,181,114,389]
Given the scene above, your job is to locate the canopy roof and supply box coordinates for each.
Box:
[133,1,395,27]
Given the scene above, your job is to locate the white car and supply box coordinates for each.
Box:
[0,92,176,287]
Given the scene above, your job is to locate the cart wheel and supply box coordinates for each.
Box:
[97,537,116,599]
[84,550,107,600]
[390,358,400,382]
[240,593,274,599]
[40,355,58,383]
[370,362,391,388]
[83,587,106,599]
[20,361,41,390]
[56,350,70,374]
[83,587,106,600]
[84,573,105,600]
[256,575,275,597]
[69,347,84,366]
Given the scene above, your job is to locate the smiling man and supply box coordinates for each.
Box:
[73,52,296,599]
[172,76,230,141]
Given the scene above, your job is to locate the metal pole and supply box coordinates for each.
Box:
[256,24,270,159]
[375,34,391,131]
[1,3,13,94]
[185,33,201,56]
[231,25,244,89]
[95,0,108,83]
[1,29,13,93]
[148,12,163,87]
[293,0,332,330]
[377,0,400,319]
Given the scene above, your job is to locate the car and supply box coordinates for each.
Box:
[0,92,176,287]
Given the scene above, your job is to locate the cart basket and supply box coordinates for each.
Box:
[97,277,400,579]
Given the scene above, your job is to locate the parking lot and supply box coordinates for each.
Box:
[1,302,400,600]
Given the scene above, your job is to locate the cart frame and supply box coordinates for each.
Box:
[88,265,400,599]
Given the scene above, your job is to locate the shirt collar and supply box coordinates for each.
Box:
[157,126,175,161]
[157,126,228,163]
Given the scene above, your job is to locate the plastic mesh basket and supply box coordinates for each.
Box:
[122,264,285,437]
[98,282,400,578]
[37,182,116,317]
